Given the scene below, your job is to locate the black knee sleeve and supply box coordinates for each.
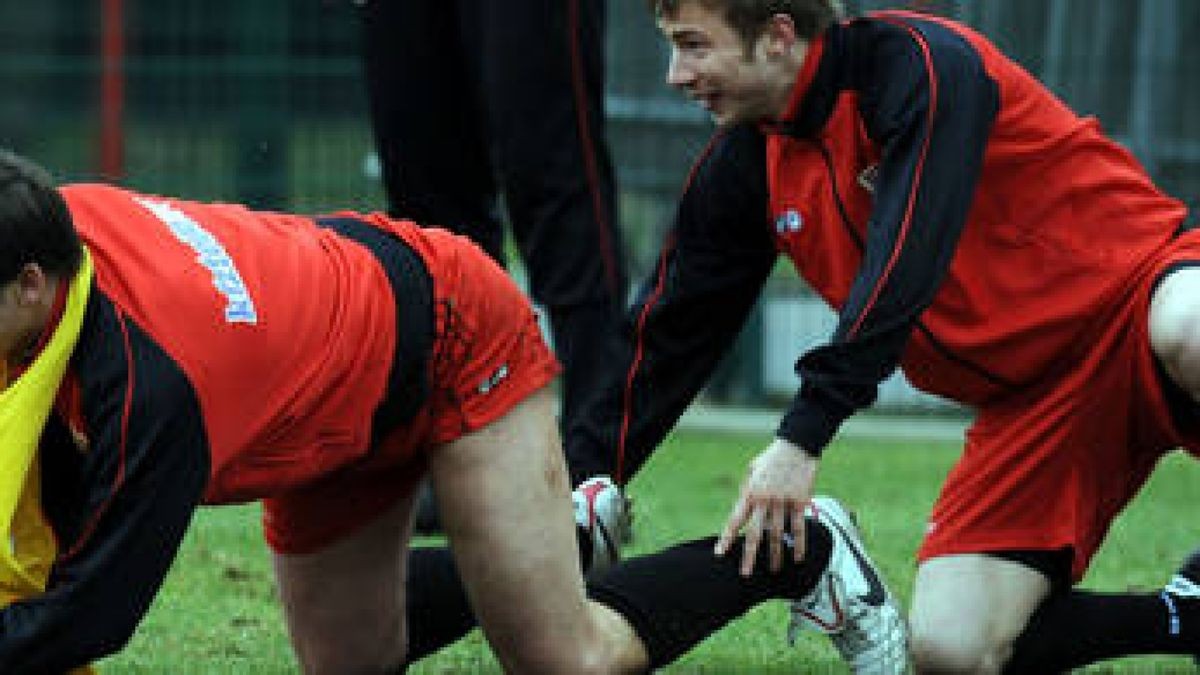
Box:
[588,526,831,668]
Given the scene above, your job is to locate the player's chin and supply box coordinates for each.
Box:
[708,104,755,128]
[706,105,732,126]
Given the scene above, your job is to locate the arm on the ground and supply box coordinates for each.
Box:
[0,327,209,672]
[565,124,778,485]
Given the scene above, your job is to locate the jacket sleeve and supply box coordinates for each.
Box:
[566,124,778,483]
[776,18,1000,454]
[0,303,210,673]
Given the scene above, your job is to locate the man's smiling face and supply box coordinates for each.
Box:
[658,2,805,126]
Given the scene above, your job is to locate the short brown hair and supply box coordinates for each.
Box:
[0,150,81,284]
[650,0,843,48]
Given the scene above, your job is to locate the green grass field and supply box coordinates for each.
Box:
[100,427,1200,673]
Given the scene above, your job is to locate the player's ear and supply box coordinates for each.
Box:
[762,13,799,57]
[14,263,50,307]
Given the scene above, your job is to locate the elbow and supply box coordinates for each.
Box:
[1,626,134,675]
[54,601,144,667]
[91,622,139,659]
[88,599,145,656]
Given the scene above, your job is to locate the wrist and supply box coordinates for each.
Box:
[772,436,820,460]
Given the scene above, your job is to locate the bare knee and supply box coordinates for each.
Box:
[1151,314,1200,397]
[293,631,407,675]
[909,555,1050,675]
[283,592,406,674]
[494,640,616,675]
[271,502,413,675]
[489,602,645,675]
[489,613,638,675]
[910,624,1010,674]
[1150,268,1200,401]
[298,651,407,675]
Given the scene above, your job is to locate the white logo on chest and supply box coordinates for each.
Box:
[857,164,880,194]
[774,209,803,236]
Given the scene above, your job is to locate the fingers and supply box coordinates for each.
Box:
[791,500,809,562]
[718,496,812,575]
[768,498,787,572]
[716,495,767,577]
[715,495,750,558]
[716,440,821,576]
[740,508,764,576]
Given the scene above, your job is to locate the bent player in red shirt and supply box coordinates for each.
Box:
[0,149,908,673]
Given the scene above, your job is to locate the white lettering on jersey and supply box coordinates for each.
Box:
[135,197,258,324]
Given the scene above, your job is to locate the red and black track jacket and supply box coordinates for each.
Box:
[567,11,1187,481]
[0,185,431,672]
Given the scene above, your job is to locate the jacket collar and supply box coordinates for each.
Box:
[765,21,846,138]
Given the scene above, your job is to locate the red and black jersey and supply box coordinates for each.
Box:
[63,184,404,502]
[0,184,433,672]
[567,12,1187,481]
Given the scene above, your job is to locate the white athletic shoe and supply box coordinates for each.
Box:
[572,475,630,578]
[789,496,911,674]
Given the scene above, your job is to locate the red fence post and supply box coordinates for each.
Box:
[99,0,124,181]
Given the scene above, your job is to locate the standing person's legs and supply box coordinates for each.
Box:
[273,490,418,673]
[478,0,623,298]
[358,0,509,535]
[358,0,506,260]
[478,0,628,437]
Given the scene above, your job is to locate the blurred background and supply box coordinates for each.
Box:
[2,0,1197,414]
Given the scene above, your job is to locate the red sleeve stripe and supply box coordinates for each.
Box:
[615,232,674,483]
[614,131,725,482]
[61,308,132,561]
[566,0,623,297]
[847,18,938,339]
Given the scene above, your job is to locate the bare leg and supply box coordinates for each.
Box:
[430,386,646,674]
[909,554,1051,674]
[273,492,416,674]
